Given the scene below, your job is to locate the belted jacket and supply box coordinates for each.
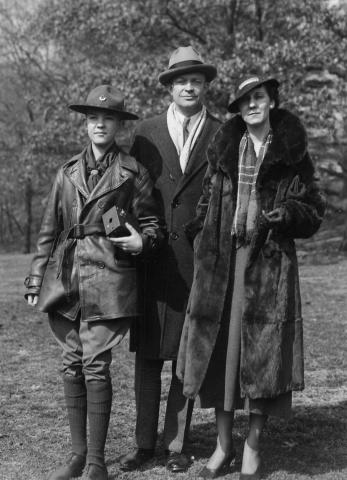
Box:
[25,148,162,322]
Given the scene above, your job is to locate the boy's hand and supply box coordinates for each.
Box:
[109,223,143,254]
[27,294,39,306]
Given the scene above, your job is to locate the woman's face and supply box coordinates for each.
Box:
[238,85,274,128]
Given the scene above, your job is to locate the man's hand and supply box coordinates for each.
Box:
[27,294,39,306]
[109,223,143,254]
[262,207,286,226]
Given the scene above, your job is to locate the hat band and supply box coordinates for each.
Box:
[169,60,203,70]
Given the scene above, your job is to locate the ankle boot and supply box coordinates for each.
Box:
[47,453,86,479]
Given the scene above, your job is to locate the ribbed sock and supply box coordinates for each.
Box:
[86,379,112,467]
[63,374,87,457]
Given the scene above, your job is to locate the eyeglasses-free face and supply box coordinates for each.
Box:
[86,111,122,149]
[238,85,275,128]
[169,72,208,116]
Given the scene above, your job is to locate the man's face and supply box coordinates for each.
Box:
[238,85,274,128]
[169,72,208,115]
[86,110,122,149]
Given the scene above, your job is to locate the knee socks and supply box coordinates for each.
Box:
[86,379,112,467]
[63,374,87,457]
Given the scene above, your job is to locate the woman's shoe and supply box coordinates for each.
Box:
[239,462,261,480]
[198,450,236,479]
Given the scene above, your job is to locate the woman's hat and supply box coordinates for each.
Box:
[158,46,217,85]
[228,76,280,113]
[69,85,139,120]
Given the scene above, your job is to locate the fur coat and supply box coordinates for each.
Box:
[176,109,326,399]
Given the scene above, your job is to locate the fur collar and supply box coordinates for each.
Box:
[207,109,308,186]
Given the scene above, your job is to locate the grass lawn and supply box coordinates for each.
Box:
[0,253,346,480]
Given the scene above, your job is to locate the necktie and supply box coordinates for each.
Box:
[182,117,190,146]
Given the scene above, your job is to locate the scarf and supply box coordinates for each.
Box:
[167,103,207,173]
[84,142,119,191]
[232,130,272,243]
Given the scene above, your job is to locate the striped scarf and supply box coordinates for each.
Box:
[232,130,272,243]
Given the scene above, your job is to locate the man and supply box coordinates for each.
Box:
[25,85,162,480]
[120,46,221,473]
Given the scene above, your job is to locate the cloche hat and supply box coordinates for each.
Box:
[228,75,279,113]
[69,85,138,120]
[158,46,217,85]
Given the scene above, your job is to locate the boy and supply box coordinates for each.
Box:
[25,84,162,480]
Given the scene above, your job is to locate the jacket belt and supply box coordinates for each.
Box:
[57,223,106,279]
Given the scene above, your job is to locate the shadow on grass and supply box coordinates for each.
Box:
[106,402,346,478]
[185,402,347,477]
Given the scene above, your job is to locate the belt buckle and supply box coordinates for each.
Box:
[74,224,85,239]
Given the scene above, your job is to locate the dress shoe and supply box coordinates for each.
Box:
[165,451,191,473]
[198,450,236,479]
[85,463,108,480]
[239,463,261,480]
[47,453,86,480]
[119,448,154,471]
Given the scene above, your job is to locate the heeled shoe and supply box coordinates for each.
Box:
[198,450,236,479]
[239,462,261,480]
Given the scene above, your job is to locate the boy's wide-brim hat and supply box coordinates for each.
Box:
[158,46,217,85]
[69,85,139,120]
[228,76,280,113]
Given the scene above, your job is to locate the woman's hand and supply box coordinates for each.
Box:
[262,207,286,226]
[109,223,143,254]
[27,294,39,306]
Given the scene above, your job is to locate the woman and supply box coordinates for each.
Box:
[177,75,325,479]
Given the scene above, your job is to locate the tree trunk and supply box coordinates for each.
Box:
[24,177,33,253]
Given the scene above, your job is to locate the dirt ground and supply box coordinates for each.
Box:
[0,253,346,480]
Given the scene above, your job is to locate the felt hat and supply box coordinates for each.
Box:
[228,75,280,113]
[158,46,217,85]
[69,85,138,120]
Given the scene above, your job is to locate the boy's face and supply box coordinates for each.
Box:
[86,110,122,148]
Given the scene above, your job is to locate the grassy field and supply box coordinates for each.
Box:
[0,252,346,480]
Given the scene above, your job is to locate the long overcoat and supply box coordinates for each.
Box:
[177,109,326,399]
[130,110,221,359]
[25,149,161,322]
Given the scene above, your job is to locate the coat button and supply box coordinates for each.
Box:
[72,199,77,206]
[97,261,105,269]
[97,200,105,209]
[169,173,175,182]
[172,199,180,208]
[170,232,179,240]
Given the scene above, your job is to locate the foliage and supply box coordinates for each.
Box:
[0,0,346,251]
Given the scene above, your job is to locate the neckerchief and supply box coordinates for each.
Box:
[83,142,119,191]
[232,130,272,243]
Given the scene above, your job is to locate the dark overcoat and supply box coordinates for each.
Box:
[25,149,161,322]
[130,110,221,359]
[176,109,326,399]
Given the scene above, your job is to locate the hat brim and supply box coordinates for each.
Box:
[228,78,279,113]
[68,104,139,120]
[158,64,217,85]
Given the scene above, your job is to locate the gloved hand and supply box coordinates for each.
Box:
[262,207,287,226]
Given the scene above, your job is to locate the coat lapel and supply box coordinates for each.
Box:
[149,113,183,181]
[173,115,214,198]
[65,155,90,199]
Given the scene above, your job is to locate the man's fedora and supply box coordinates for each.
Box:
[69,85,139,120]
[228,75,280,113]
[158,46,217,85]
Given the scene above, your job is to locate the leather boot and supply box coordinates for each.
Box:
[47,453,86,479]
[85,463,108,480]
